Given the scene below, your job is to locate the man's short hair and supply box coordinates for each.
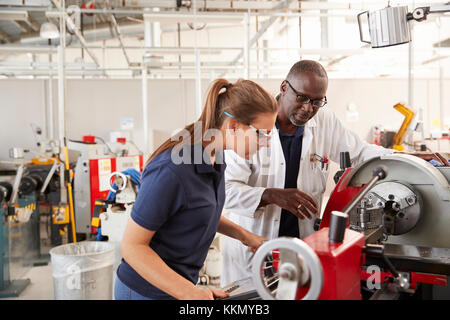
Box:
[286,60,328,80]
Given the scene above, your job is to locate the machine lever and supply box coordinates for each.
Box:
[364,244,409,290]
[313,218,322,231]
[342,166,388,215]
[333,151,351,184]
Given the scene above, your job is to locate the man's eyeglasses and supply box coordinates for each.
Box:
[285,80,327,108]
[224,111,272,144]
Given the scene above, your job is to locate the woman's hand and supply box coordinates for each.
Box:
[217,216,267,253]
[241,231,267,253]
[188,288,230,300]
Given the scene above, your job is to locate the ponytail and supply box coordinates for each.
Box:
[145,78,276,166]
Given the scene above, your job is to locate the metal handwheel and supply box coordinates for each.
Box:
[252,237,324,300]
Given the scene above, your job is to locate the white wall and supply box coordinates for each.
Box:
[1,78,449,162]
[0,80,48,159]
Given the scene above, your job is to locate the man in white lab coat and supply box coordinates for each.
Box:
[221,60,393,286]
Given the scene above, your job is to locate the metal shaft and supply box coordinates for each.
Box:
[342,167,387,215]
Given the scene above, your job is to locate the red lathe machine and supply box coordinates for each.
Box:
[250,154,450,300]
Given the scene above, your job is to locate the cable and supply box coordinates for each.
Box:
[69,136,117,156]
[94,136,117,156]
[128,140,144,155]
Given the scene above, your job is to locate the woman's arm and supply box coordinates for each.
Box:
[217,216,267,253]
[121,218,228,300]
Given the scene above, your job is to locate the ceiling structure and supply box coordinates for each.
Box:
[0,0,448,79]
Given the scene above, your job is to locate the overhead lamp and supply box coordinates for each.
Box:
[0,10,29,21]
[357,4,450,48]
[143,12,243,24]
[40,22,60,39]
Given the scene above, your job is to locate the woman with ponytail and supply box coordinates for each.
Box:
[115,79,278,300]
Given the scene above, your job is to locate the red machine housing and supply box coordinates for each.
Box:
[271,227,365,300]
[317,167,447,295]
[320,168,362,229]
[302,228,365,300]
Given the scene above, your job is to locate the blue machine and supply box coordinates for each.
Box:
[0,197,31,298]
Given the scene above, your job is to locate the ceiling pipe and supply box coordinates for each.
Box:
[20,20,143,45]
[109,10,132,66]
[50,0,101,67]
[223,0,294,74]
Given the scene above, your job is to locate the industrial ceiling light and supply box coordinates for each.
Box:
[40,22,60,39]
[0,10,29,21]
[357,4,450,48]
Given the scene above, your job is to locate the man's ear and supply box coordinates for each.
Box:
[280,80,288,95]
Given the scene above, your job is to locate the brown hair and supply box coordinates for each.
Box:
[145,78,277,165]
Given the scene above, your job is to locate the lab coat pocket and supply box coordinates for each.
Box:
[253,206,265,219]
[308,165,328,197]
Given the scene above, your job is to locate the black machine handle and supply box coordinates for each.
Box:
[333,151,352,185]
[364,244,400,279]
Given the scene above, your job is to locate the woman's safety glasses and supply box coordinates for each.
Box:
[224,111,272,146]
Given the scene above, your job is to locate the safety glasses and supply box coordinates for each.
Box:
[286,80,327,108]
[224,111,272,144]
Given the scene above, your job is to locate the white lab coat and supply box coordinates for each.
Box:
[221,107,393,286]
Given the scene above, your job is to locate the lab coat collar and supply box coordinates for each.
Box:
[275,121,305,138]
[306,115,317,128]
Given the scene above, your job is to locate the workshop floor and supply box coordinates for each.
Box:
[2,220,56,300]
[1,263,54,300]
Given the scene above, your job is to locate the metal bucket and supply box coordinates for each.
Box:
[50,241,115,300]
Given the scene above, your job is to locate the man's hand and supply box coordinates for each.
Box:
[260,188,318,219]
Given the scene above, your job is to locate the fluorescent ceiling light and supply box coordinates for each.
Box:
[143,13,243,24]
[0,10,29,21]
[40,22,60,39]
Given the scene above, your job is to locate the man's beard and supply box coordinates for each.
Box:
[289,113,306,127]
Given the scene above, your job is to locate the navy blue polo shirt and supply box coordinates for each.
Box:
[276,121,305,238]
[116,144,226,299]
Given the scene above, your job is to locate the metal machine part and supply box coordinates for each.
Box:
[69,139,142,235]
[391,103,416,151]
[329,211,348,243]
[9,164,24,205]
[0,182,12,203]
[349,181,423,236]
[252,237,323,300]
[365,243,450,277]
[19,175,42,195]
[108,172,138,204]
[409,5,450,22]
[9,148,26,159]
[364,244,411,291]
[338,154,450,249]
[333,151,352,184]
[69,140,110,234]
[17,166,61,197]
